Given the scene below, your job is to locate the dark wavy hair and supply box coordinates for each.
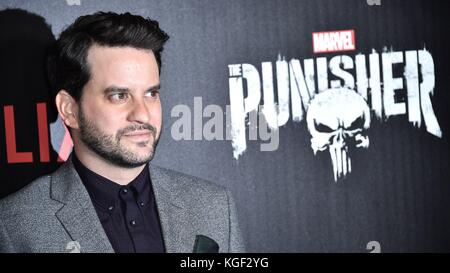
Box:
[47,11,169,101]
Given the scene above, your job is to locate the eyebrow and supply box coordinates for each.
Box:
[103,84,161,94]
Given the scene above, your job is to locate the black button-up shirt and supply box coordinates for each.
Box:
[72,153,165,253]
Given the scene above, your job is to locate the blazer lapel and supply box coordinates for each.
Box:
[51,158,114,253]
[149,165,196,253]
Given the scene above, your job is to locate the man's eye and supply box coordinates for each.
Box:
[146,90,160,98]
[110,93,128,101]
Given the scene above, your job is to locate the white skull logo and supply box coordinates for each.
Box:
[306,88,371,181]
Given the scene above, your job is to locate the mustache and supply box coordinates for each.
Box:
[116,124,157,141]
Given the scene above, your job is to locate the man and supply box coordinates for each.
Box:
[0,12,245,253]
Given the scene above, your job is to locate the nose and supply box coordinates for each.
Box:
[334,128,345,143]
[128,98,151,124]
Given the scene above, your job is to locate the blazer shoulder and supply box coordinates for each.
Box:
[150,165,229,202]
[0,174,53,216]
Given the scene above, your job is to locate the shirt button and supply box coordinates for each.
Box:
[121,188,128,194]
[108,206,114,211]
[130,220,137,226]
[139,202,145,207]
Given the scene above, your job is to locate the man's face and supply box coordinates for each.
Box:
[75,45,162,168]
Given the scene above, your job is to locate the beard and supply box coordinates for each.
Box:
[78,108,160,168]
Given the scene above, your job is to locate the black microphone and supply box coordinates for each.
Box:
[192,235,219,253]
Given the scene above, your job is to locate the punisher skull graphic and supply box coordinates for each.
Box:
[306,88,371,181]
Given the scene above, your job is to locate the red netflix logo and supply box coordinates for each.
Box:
[3,103,73,164]
[312,29,356,53]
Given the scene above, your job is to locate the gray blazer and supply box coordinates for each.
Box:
[0,159,245,253]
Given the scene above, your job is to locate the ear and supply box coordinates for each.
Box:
[55,90,80,130]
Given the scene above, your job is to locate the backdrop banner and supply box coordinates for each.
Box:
[1,0,449,252]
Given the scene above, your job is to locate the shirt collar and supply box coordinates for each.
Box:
[72,152,151,210]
